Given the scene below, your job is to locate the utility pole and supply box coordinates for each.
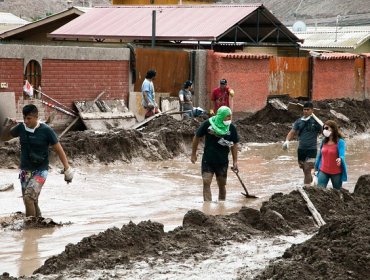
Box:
[151,10,156,48]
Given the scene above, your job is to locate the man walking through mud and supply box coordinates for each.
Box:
[283,101,323,187]
[191,106,239,201]
[1,104,74,217]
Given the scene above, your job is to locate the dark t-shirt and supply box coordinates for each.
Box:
[292,117,322,149]
[195,119,239,164]
[10,123,59,171]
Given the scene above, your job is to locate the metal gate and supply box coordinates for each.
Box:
[269,57,310,98]
[134,48,190,96]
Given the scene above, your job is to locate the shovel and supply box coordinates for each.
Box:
[231,167,258,198]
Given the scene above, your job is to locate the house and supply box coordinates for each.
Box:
[0,7,90,42]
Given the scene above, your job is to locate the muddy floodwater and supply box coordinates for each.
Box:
[0,135,369,277]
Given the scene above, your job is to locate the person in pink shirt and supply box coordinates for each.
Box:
[210,79,235,115]
[314,120,348,190]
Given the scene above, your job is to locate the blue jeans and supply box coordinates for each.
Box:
[317,171,342,190]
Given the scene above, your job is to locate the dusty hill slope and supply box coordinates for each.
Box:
[218,0,370,26]
[0,0,369,26]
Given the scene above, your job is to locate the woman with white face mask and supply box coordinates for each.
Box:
[314,120,347,190]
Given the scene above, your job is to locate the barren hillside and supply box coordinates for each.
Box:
[0,0,369,26]
[218,0,370,26]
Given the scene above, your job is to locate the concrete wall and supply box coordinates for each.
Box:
[206,51,270,113]
[312,57,365,100]
[193,50,207,110]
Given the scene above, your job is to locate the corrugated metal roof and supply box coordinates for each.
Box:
[291,26,370,50]
[50,4,262,41]
[0,7,89,39]
[0,12,29,25]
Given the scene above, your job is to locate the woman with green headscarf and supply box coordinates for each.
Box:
[191,106,239,202]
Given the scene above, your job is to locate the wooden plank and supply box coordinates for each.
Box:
[59,90,106,138]
[297,186,326,227]
[131,108,176,130]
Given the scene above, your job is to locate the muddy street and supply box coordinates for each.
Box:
[0,134,369,278]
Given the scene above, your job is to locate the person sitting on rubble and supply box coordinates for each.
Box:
[178,80,194,119]
[141,69,161,119]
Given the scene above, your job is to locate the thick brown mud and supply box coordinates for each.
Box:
[0,175,363,279]
[1,98,370,166]
[1,98,370,279]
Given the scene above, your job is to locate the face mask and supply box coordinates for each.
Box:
[223,120,232,126]
[23,121,40,133]
[301,115,311,121]
[323,129,332,138]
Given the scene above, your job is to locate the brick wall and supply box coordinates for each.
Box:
[0,58,24,98]
[206,51,270,113]
[365,56,370,99]
[42,59,129,109]
[312,58,365,100]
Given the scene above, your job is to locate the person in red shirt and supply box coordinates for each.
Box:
[210,79,235,115]
[314,120,348,190]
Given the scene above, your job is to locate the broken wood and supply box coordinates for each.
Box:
[59,90,106,138]
[296,186,326,227]
[131,108,176,130]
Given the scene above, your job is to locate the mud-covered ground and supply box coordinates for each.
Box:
[1,98,370,279]
[1,98,370,168]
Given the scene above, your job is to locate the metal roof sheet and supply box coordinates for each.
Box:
[0,12,29,25]
[50,4,262,41]
[290,26,370,49]
[0,7,89,39]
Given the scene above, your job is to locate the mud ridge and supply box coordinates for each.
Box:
[3,175,362,278]
[1,98,370,167]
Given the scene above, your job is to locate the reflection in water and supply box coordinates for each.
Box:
[0,135,369,276]
[16,227,56,277]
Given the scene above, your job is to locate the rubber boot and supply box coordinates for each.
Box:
[216,176,227,201]
[202,172,213,201]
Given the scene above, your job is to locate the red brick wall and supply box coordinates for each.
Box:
[0,58,24,99]
[206,51,270,113]
[365,57,370,99]
[42,59,129,109]
[312,58,365,100]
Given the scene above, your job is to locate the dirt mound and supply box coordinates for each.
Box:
[1,98,370,167]
[27,175,370,278]
[254,175,370,280]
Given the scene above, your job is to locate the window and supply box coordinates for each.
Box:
[24,60,41,90]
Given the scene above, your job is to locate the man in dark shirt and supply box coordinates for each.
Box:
[191,106,239,201]
[1,104,74,217]
[283,101,323,186]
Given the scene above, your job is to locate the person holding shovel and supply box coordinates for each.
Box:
[191,106,239,201]
[282,101,323,187]
[1,104,74,217]
[210,79,235,115]
[141,69,161,119]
